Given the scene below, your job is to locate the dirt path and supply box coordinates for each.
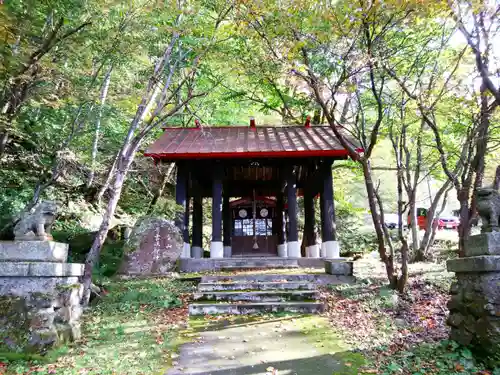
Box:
[166,315,359,375]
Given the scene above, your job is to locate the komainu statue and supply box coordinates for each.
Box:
[475,187,500,233]
[14,201,58,241]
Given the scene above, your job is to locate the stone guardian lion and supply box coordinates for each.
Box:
[13,201,58,241]
[475,187,500,233]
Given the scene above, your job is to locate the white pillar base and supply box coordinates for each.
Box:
[277,243,288,257]
[223,245,232,258]
[324,240,340,258]
[210,241,224,258]
[287,241,301,258]
[181,242,191,258]
[306,244,320,258]
[320,242,326,258]
[192,246,203,259]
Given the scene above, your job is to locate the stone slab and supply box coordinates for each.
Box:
[447,256,500,273]
[198,281,317,292]
[193,290,319,302]
[0,262,84,277]
[188,302,324,315]
[179,257,329,272]
[465,233,500,257]
[0,276,80,296]
[200,273,355,285]
[324,260,353,276]
[0,241,68,262]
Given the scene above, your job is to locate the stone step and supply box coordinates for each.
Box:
[201,273,354,284]
[193,290,319,302]
[219,265,300,271]
[179,257,328,272]
[188,302,324,315]
[198,281,317,292]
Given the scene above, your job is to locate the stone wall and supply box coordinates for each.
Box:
[447,234,500,367]
[0,240,84,353]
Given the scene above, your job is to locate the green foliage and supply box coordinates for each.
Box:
[379,340,498,375]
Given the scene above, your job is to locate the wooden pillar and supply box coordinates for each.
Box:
[211,165,223,258]
[223,193,232,257]
[286,168,300,257]
[276,192,287,257]
[175,162,190,258]
[304,188,319,258]
[192,186,203,259]
[320,160,339,258]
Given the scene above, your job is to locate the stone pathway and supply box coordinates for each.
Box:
[166,316,351,375]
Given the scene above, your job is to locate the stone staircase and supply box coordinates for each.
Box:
[188,269,354,316]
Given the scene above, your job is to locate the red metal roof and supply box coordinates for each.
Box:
[144,125,357,160]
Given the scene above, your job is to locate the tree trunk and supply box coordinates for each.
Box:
[408,201,419,253]
[146,172,169,215]
[428,185,452,250]
[0,132,8,156]
[82,152,135,304]
[87,64,113,188]
[396,155,409,292]
[361,160,396,288]
[94,154,118,204]
[416,179,452,260]
[457,85,492,257]
[493,165,500,190]
[94,80,163,205]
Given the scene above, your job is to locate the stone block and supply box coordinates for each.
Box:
[0,262,83,277]
[0,241,68,262]
[0,276,80,296]
[447,256,500,273]
[0,276,84,354]
[324,260,353,276]
[465,233,500,257]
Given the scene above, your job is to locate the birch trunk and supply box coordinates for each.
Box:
[83,151,135,303]
[94,83,162,204]
[87,65,113,188]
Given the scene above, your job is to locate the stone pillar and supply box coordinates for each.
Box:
[0,241,84,353]
[175,163,190,258]
[304,188,319,258]
[192,188,203,259]
[277,193,287,257]
[223,193,232,258]
[446,232,500,366]
[286,169,300,258]
[320,160,339,258]
[210,166,223,258]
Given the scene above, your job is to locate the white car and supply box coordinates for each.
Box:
[384,214,400,229]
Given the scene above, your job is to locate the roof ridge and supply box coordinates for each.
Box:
[160,124,335,130]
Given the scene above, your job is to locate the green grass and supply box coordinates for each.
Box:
[2,278,196,375]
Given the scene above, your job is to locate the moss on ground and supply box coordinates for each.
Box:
[2,278,194,375]
[294,315,370,375]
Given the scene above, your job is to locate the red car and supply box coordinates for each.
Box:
[437,216,460,230]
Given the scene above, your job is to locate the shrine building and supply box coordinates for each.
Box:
[144,118,358,271]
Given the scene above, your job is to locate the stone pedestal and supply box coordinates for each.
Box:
[0,241,84,353]
[446,233,500,366]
